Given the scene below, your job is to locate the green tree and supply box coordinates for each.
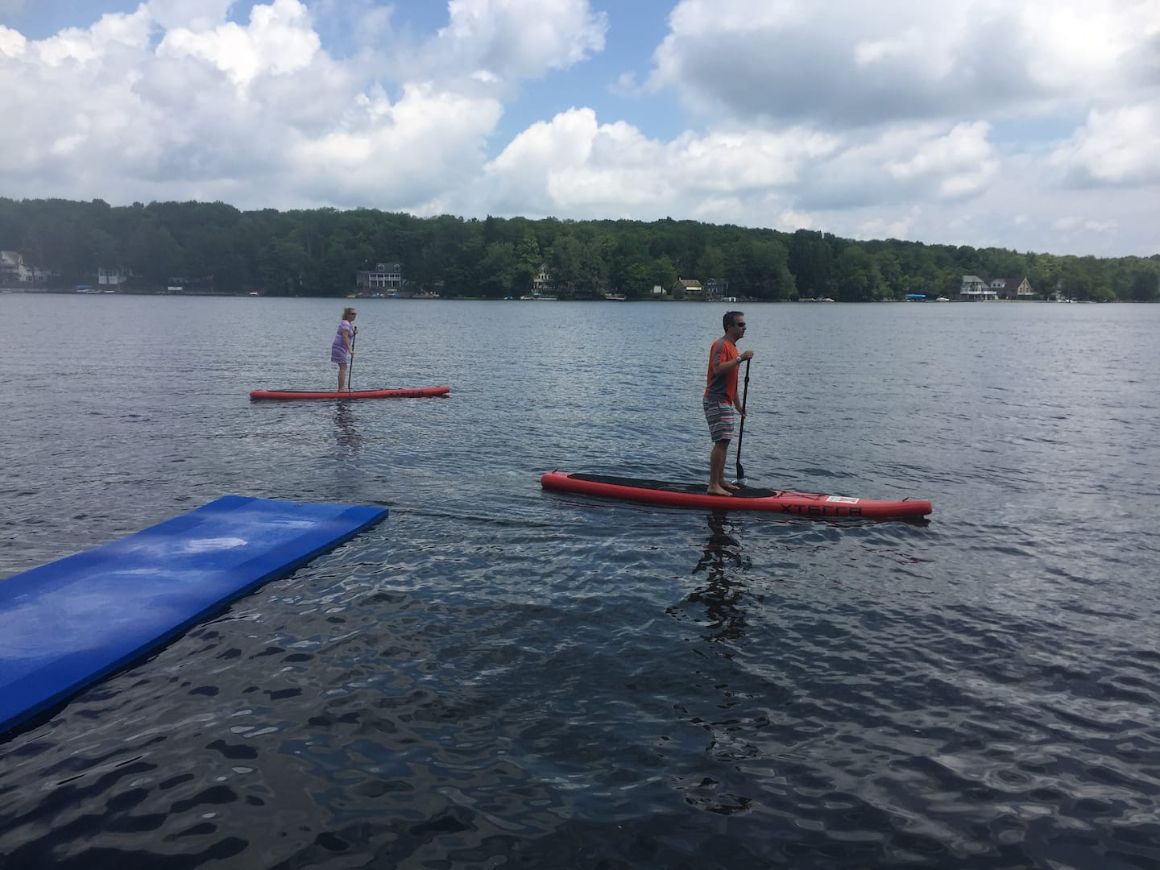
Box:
[548,234,585,293]
[788,230,833,295]
[477,242,517,298]
[257,238,310,295]
[1128,266,1159,301]
[1,196,1154,301]
[516,232,542,273]
[833,245,885,301]
[126,221,185,286]
[696,245,726,289]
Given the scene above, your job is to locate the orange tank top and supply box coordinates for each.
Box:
[704,337,738,405]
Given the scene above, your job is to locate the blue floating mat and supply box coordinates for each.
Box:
[0,495,387,737]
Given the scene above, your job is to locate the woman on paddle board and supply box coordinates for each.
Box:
[331,307,358,392]
[704,311,753,495]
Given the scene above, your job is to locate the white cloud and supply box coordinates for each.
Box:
[1049,104,1160,186]
[158,0,320,89]
[1085,219,1118,233]
[809,150,1156,256]
[649,0,1160,127]
[859,212,917,241]
[0,25,27,58]
[885,122,999,199]
[288,83,502,209]
[778,209,816,231]
[470,108,1017,247]
[0,0,617,211]
[1053,216,1117,234]
[0,0,506,209]
[484,109,665,212]
[0,0,1156,257]
[465,96,1143,253]
[1025,2,1159,93]
[404,0,607,94]
[26,7,153,67]
[480,107,837,220]
[788,121,1001,213]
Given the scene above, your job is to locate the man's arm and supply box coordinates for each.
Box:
[712,349,753,377]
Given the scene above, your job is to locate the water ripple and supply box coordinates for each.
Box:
[2,298,1159,868]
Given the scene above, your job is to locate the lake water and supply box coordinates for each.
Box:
[1,294,1158,868]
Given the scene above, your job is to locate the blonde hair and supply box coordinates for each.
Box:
[342,307,357,320]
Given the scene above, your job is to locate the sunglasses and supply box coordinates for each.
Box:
[735,322,747,328]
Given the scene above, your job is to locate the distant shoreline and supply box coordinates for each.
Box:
[0,287,1107,303]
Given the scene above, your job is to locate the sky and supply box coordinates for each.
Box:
[1,0,1158,257]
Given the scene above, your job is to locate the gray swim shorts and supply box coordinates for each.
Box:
[703,396,735,442]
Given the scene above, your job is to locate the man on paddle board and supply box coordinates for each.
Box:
[331,307,358,392]
[704,311,753,495]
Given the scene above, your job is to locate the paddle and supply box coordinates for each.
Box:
[734,358,750,484]
[348,327,357,391]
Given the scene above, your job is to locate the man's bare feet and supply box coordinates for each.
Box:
[707,486,732,496]
[722,481,740,492]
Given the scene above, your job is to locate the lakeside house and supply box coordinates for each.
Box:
[98,266,132,288]
[0,251,24,283]
[959,275,997,301]
[356,262,403,294]
[960,274,1035,301]
[989,277,1036,300]
[1,250,56,285]
[673,277,703,298]
[532,264,553,293]
[703,277,727,299]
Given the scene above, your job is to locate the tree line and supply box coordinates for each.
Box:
[1,197,1157,301]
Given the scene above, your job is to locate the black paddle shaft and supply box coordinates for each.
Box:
[348,328,357,390]
[735,358,751,482]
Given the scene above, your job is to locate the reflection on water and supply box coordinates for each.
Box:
[663,511,763,818]
[686,512,752,643]
[333,402,361,450]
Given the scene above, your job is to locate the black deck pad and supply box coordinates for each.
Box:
[570,473,781,499]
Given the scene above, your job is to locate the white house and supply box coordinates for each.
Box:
[0,250,24,283]
[356,262,403,292]
[1,251,57,284]
[532,264,552,292]
[960,275,997,301]
[98,266,132,286]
